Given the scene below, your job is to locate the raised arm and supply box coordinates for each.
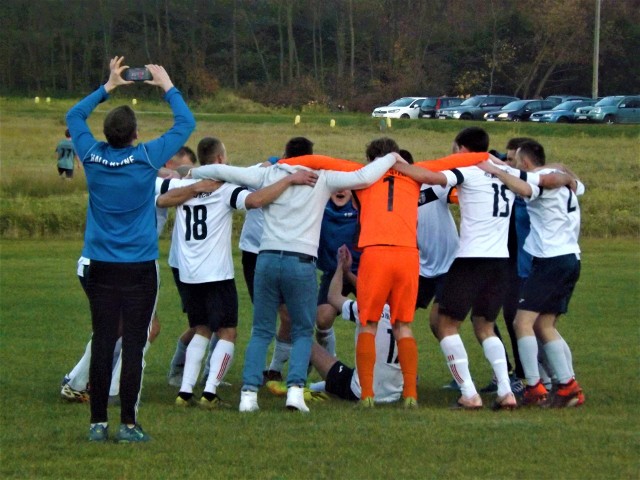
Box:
[327,246,353,312]
[245,169,318,209]
[141,64,196,168]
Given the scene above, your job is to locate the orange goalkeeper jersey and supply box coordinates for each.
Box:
[279,152,487,247]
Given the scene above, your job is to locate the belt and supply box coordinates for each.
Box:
[260,250,317,263]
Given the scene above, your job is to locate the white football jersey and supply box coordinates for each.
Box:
[341,301,403,403]
[159,178,250,283]
[443,166,515,258]
[417,185,459,277]
[524,168,584,258]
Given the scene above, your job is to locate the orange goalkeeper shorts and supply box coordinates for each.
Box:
[356,246,419,326]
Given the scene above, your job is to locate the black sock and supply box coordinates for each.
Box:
[202,392,217,401]
[178,391,193,401]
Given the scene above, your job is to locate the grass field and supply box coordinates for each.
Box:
[0,238,638,479]
[0,97,639,478]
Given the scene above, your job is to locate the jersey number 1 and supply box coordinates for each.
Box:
[384,176,394,211]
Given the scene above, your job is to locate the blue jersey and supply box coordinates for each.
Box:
[66,85,195,262]
[317,199,360,273]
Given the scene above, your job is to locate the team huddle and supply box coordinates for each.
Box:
[63,57,585,443]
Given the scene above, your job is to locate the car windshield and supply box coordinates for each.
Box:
[460,97,483,107]
[421,98,437,107]
[595,97,622,107]
[389,97,416,107]
[554,101,581,110]
[502,100,528,110]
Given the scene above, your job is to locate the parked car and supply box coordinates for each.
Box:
[545,94,591,106]
[530,100,597,123]
[371,97,426,119]
[437,95,519,120]
[484,100,555,122]
[583,95,640,124]
[418,96,463,118]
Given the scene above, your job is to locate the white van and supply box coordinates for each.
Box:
[372,97,426,119]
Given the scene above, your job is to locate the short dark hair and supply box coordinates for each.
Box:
[518,140,546,166]
[454,127,489,152]
[365,137,399,161]
[178,146,197,165]
[506,137,535,151]
[284,137,314,158]
[398,149,414,165]
[197,137,224,165]
[103,106,137,148]
[64,129,71,139]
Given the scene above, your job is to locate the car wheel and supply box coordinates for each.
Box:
[557,116,569,123]
[460,113,472,120]
[604,114,615,124]
[512,116,521,122]
[400,114,410,119]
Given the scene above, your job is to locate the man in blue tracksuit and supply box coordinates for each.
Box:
[66,56,195,443]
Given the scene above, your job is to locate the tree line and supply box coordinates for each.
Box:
[1,0,638,111]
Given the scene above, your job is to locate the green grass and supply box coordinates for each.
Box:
[1,96,639,237]
[1,238,638,479]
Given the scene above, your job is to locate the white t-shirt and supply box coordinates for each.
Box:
[158,178,250,283]
[192,155,396,258]
[417,185,459,277]
[341,301,403,403]
[524,167,584,259]
[443,165,516,258]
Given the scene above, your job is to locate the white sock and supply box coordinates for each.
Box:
[111,337,123,371]
[68,339,92,391]
[204,339,235,395]
[440,334,477,398]
[268,337,292,372]
[109,348,122,397]
[169,339,188,375]
[482,336,511,397]
[517,336,541,385]
[316,327,337,357]
[537,338,555,385]
[543,339,573,384]
[180,334,209,394]
[558,334,575,377]
[202,335,219,379]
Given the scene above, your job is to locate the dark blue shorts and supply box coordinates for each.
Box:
[172,268,238,330]
[325,361,358,401]
[439,257,509,321]
[415,274,447,310]
[519,254,580,314]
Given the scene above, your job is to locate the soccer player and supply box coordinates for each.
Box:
[157,137,318,409]
[190,142,400,413]
[66,56,195,442]
[477,140,585,407]
[280,140,491,408]
[310,245,403,403]
[314,189,360,357]
[394,127,523,410]
[55,129,80,179]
